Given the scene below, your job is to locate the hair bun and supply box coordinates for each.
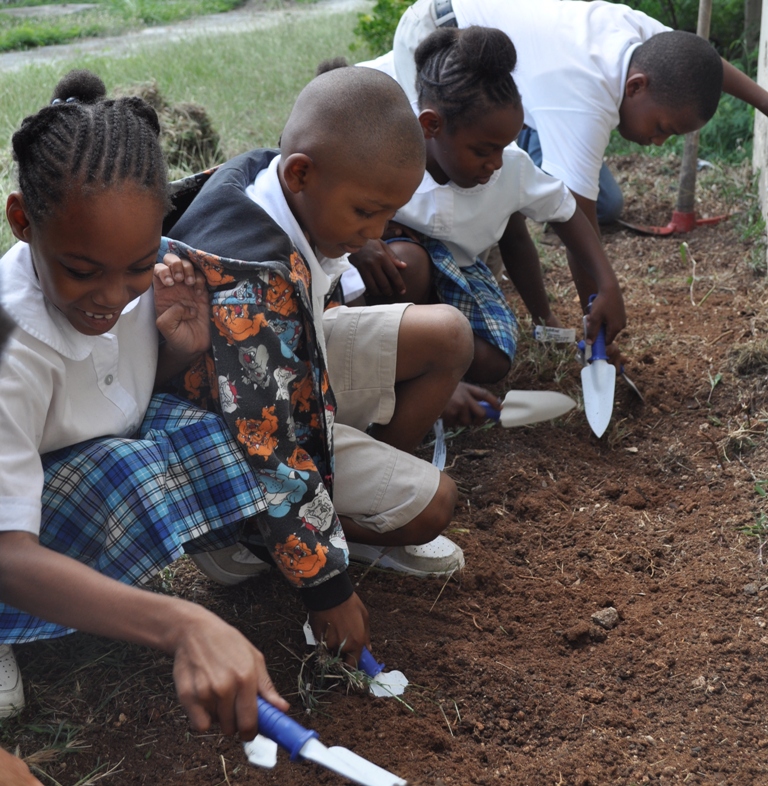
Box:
[51,69,107,105]
[459,26,517,77]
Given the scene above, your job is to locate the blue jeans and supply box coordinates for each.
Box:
[517,127,623,224]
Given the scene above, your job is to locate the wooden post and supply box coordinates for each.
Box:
[675,0,713,215]
[754,0,768,271]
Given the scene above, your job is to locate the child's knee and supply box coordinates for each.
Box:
[410,473,458,544]
[466,339,512,384]
[427,304,474,369]
[388,241,432,304]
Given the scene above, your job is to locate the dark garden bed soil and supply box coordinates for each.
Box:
[6,153,768,785]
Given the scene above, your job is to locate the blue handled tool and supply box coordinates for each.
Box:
[244,698,407,785]
[580,295,616,438]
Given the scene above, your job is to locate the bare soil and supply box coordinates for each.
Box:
[6,153,768,785]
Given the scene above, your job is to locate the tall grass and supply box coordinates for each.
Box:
[0,9,367,251]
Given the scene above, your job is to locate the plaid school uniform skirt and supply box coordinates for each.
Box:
[423,238,519,363]
[0,394,266,644]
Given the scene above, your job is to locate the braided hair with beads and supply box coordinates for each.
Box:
[12,69,169,222]
[414,26,521,132]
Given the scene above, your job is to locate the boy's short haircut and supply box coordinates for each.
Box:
[630,31,723,122]
[281,67,425,173]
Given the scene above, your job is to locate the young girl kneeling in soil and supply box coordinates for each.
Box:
[0,70,287,738]
[353,27,626,421]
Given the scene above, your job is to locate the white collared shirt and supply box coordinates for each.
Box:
[394,143,576,268]
[451,0,669,200]
[0,242,158,534]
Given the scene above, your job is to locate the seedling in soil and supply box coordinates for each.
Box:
[298,641,413,715]
[707,371,723,403]
[740,511,768,565]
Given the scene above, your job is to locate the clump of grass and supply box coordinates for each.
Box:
[729,338,768,377]
[112,79,223,176]
[297,642,369,714]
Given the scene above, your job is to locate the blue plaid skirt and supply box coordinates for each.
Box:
[0,394,266,644]
[423,238,518,363]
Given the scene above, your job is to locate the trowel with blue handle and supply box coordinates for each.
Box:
[244,697,407,786]
[580,295,616,438]
[477,390,576,427]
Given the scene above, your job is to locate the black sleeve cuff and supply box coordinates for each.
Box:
[299,571,354,611]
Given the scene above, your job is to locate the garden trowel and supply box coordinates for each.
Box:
[244,697,407,786]
[580,298,615,438]
[478,389,576,427]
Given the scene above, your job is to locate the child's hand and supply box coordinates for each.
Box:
[441,382,501,428]
[583,287,626,347]
[308,592,371,666]
[171,606,288,741]
[348,240,407,298]
[154,253,211,359]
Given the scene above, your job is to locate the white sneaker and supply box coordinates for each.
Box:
[0,645,24,718]
[347,535,465,577]
[190,544,271,586]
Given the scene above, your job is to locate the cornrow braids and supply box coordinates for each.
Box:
[415,26,521,131]
[12,69,169,222]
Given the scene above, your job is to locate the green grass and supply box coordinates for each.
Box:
[0,8,368,252]
[0,0,257,52]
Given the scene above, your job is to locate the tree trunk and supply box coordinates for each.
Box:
[745,0,762,51]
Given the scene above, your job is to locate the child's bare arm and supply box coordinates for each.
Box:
[721,58,768,116]
[552,199,626,345]
[0,531,287,740]
[0,747,42,786]
[153,253,211,385]
[498,212,561,328]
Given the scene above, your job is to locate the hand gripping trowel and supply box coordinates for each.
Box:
[244,697,407,786]
[580,296,616,438]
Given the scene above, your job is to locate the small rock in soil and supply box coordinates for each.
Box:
[743,583,759,595]
[591,607,620,629]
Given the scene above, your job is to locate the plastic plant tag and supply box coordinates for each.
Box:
[303,620,409,698]
[431,418,446,470]
[533,325,577,343]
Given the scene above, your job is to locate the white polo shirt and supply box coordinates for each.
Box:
[394,143,576,268]
[392,0,670,200]
[0,242,158,535]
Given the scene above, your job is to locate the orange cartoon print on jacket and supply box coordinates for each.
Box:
[213,303,268,343]
[180,352,217,406]
[274,534,328,585]
[265,273,299,317]
[288,251,311,292]
[235,406,278,458]
[186,249,235,287]
[287,446,316,472]
[290,374,314,413]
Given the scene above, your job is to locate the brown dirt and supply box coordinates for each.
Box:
[6,153,768,785]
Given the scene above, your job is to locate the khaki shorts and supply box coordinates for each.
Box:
[323,304,441,534]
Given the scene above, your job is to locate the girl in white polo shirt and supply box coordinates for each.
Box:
[0,70,286,731]
[352,27,625,408]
